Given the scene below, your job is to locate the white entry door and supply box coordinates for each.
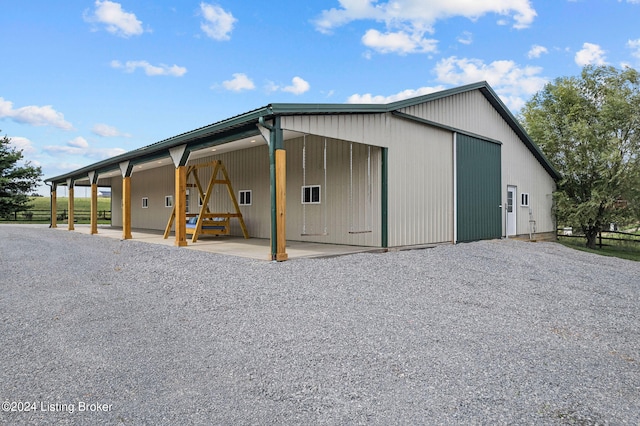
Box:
[507,185,517,236]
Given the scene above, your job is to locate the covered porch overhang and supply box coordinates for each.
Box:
[44,110,318,261]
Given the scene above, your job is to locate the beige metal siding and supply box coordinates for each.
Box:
[111,177,122,227]
[110,88,555,248]
[109,138,382,246]
[283,113,455,247]
[399,90,556,235]
[282,114,390,148]
[386,116,454,246]
[129,165,175,231]
[285,135,381,246]
[502,142,556,236]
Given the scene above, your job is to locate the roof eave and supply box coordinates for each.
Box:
[46,106,274,184]
[476,85,562,181]
[45,82,562,185]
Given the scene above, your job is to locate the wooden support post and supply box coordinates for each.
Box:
[275,149,288,261]
[51,187,57,228]
[90,183,98,235]
[122,176,132,239]
[68,185,75,231]
[174,165,187,247]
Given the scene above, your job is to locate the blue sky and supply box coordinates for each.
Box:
[2,0,640,194]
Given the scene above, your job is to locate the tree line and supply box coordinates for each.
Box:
[520,65,640,248]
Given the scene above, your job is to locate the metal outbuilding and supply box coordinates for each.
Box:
[45,82,560,261]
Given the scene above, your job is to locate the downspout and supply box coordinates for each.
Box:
[258,115,278,261]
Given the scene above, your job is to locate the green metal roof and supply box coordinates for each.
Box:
[46,81,560,184]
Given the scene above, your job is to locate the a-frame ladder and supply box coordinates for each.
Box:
[163,160,249,242]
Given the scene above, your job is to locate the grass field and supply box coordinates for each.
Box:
[557,233,640,262]
[0,197,112,224]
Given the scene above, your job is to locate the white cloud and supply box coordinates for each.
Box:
[267,77,311,95]
[0,97,73,130]
[575,42,607,66]
[314,1,535,56]
[92,123,130,137]
[457,31,473,45]
[362,29,437,54]
[43,137,126,160]
[527,44,548,59]
[8,136,37,155]
[111,60,187,77]
[282,77,311,95]
[222,73,255,91]
[68,137,89,148]
[200,3,236,41]
[434,56,548,111]
[347,86,446,103]
[314,0,537,39]
[84,0,144,37]
[627,39,640,59]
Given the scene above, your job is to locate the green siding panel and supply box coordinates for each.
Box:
[456,134,502,242]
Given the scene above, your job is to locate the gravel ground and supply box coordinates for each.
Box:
[0,224,639,425]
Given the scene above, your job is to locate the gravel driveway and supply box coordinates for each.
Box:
[1,224,639,425]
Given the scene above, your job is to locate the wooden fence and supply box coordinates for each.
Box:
[2,209,111,222]
[557,228,640,248]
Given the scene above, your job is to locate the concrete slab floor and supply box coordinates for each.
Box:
[52,225,382,261]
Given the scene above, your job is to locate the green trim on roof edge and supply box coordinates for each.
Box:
[46,82,560,184]
[46,107,273,184]
[476,84,561,181]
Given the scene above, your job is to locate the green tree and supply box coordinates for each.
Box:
[0,132,43,218]
[520,65,640,248]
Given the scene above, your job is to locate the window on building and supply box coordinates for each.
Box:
[239,190,252,206]
[165,195,173,208]
[301,185,321,204]
[521,193,530,207]
[142,197,149,208]
[185,189,190,212]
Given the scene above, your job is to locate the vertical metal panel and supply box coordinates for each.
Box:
[284,135,382,246]
[456,134,502,242]
[282,114,391,148]
[385,116,454,247]
[130,164,174,231]
[399,89,556,234]
[112,178,122,227]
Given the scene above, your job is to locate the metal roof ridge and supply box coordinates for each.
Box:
[385,81,489,111]
[45,82,561,184]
